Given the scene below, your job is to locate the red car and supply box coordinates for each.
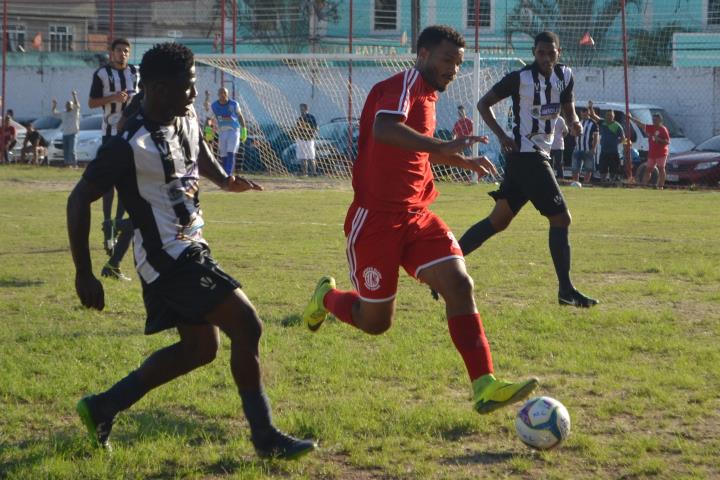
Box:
[665,135,720,186]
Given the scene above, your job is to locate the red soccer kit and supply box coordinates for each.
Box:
[346,68,463,301]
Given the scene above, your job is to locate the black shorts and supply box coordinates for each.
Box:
[489,152,567,216]
[598,151,621,174]
[142,243,241,335]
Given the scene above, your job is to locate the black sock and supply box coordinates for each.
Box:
[240,389,274,441]
[459,218,497,256]
[549,226,573,293]
[94,371,150,419]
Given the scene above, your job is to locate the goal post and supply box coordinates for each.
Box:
[195,53,521,182]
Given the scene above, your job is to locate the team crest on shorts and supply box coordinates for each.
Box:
[363,267,382,291]
[200,276,216,290]
[554,194,563,205]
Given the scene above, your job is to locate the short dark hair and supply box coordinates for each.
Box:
[417,25,465,52]
[140,43,194,84]
[6,109,13,117]
[534,31,560,47]
[111,38,131,50]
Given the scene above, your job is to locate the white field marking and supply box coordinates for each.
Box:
[210,219,343,227]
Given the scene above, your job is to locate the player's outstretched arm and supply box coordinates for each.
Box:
[374,113,487,156]
[67,179,106,310]
[197,136,262,192]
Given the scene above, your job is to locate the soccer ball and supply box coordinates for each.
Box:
[515,396,571,450]
[569,181,582,188]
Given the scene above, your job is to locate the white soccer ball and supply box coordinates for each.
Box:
[569,181,582,188]
[515,396,571,450]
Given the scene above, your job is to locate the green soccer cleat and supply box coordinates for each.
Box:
[303,276,335,332]
[76,395,114,451]
[472,374,539,415]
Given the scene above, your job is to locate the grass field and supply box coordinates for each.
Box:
[1,165,719,479]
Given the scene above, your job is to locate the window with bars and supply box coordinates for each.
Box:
[709,0,720,25]
[374,0,398,31]
[1,24,26,52]
[466,0,492,28]
[49,25,73,52]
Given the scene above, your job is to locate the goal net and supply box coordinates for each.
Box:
[195,53,521,182]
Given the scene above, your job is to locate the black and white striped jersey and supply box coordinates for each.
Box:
[575,119,598,152]
[492,62,575,156]
[82,107,204,284]
[89,64,140,137]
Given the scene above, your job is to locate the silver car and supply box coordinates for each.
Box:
[48,114,103,165]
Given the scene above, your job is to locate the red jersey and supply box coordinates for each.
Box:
[352,68,439,212]
[453,117,473,138]
[645,124,669,158]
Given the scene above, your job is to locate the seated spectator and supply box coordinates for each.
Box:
[21,123,49,165]
[0,112,17,163]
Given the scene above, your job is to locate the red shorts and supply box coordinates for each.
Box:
[344,203,463,302]
[646,155,668,170]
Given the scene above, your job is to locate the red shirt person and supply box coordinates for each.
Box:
[629,112,671,188]
[302,25,539,416]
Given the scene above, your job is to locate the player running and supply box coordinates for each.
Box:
[303,25,539,415]
[458,31,599,308]
[68,43,316,459]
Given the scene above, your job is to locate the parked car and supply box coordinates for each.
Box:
[661,135,720,186]
[316,117,359,159]
[281,140,346,174]
[7,118,27,161]
[47,114,102,165]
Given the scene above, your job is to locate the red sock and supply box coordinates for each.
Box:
[323,288,359,326]
[448,313,494,381]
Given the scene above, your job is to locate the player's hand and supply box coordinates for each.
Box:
[113,91,129,103]
[569,121,583,137]
[499,135,518,154]
[224,175,263,192]
[441,135,489,155]
[464,155,499,179]
[75,271,105,311]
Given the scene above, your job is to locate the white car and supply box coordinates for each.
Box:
[48,114,103,165]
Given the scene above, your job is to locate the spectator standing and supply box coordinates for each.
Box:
[0,112,16,163]
[52,90,81,167]
[89,37,139,266]
[589,106,625,182]
[571,108,597,183]
[628,112,670,189]
[294,103,318,176]
[211,87,247,175]
[551,114,568,179]
[20,123,49,165]
[453,105,474,155]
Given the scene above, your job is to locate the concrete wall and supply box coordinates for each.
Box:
[4,65,718,145]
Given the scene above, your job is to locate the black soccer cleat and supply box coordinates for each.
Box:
[558,289,599,308]
[101,263,131,281]
[430,288,440,301]
[76,395,115,451]
[252,428,317,460]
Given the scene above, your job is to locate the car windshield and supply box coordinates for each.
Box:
[32,116,61,130]
[80,116,102,130]
[694,136,720,152]
[630,108,684,137]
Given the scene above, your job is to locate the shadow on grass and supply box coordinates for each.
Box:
[280,314,302,327]
[441,450,516,466]
[0,277,44,288]
[0,247,68,257]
